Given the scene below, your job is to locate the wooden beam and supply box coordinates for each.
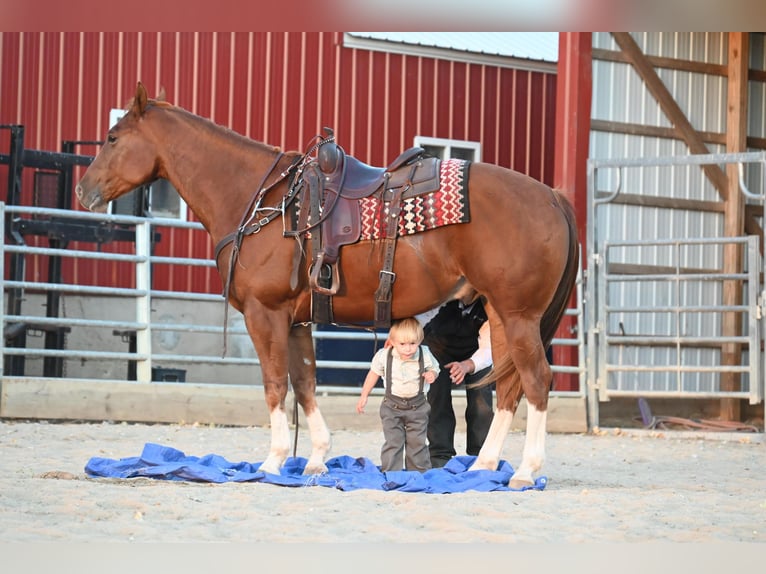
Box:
[610,32,762,243]
[596,190,725,213]
[593,47,728,76]
[610,33,731,197]
[721,32,750,421]
[593,47,766,83]
[607,262,727,276]
[591,118,726,145]
[592,119,765,150]
[0,378,589,433]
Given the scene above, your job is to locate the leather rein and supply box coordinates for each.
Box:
[213,133,340,266]
[213,151,303,356]
[213,134,343,357]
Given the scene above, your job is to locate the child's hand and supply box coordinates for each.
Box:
[424,371,436,384]
[356,397,367,414]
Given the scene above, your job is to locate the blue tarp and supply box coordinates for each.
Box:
[85,443,547,493]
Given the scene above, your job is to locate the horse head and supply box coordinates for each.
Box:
[76,81,163,213]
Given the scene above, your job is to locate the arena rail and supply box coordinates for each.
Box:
[1,203,585,400]
[586,151,766,429]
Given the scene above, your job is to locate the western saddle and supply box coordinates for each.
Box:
[294,128,441,327]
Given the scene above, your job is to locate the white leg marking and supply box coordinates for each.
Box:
[469,409,514,471]
[510,404,548,487]
[303,409,331,475]
[258,408,291,475]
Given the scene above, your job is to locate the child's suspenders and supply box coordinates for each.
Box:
[384,346,425,397]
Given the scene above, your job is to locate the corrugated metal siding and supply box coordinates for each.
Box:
[2,32,556,293]
[590,32,765,395]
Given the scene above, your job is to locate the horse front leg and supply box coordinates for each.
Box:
[288,323,331,474]
[243,306,294,476]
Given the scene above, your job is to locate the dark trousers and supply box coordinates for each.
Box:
[379,395,432,472]
[426,366,494,467]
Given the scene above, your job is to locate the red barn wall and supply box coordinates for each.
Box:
[1,32,557,293]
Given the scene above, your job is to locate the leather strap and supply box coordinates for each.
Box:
[217,152,286,357]
[384,346,426,401]
[306,164,334,323]
[374,163,418,327]
[213,154,303,262]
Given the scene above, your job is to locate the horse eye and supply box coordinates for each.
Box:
[107,134,117,144]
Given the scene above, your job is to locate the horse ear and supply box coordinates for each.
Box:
[157,86,167,102]
[131,81,149,117]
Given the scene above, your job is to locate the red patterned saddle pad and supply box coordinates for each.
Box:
[359,159,471,240]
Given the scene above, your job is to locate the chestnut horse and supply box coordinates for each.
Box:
[76,82,578,488]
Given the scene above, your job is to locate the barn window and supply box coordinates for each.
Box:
[413,136,481,162]
[107,109,187,220]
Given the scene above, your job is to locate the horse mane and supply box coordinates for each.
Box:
[141,97,283,155]
[120,82,283,155]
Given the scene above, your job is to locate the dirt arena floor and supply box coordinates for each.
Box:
[0,419,763,545]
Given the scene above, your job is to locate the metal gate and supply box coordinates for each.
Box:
[1,203,585,395]
[586,151,766,428]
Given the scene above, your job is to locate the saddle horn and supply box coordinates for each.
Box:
[317,127,340,173]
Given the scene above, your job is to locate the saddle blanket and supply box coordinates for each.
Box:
[85,443,547,493]
[360,158,471,240]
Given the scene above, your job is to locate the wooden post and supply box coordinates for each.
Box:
[720,32,749,421]
[553,32,591,391]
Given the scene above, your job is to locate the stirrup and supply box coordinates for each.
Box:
[309,253,340,296]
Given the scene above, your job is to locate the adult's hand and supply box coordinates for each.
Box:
[445,359,474,385]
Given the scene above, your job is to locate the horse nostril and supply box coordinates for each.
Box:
[75,184,82,199]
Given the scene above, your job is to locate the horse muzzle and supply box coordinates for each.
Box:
[75,183,108,213]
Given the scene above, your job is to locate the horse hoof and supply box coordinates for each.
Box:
[468,458,497,472]
[508,478,535,490]
[258,459,282,476]
[303,462,328,475]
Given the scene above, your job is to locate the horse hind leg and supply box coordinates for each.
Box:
[468,305,519,473]
[512,398,548,489]
[505,319,552,488]
[469,316,551,489]
[288,323,331,474]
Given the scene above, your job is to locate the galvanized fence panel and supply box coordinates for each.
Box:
[2,203,584,396]
[599,236,760,396]
[587,152,766,428]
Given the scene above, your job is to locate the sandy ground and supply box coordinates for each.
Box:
[0,419,764,544]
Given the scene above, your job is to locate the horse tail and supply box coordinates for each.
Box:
[473,189,579,396]
[539,190,580,352]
